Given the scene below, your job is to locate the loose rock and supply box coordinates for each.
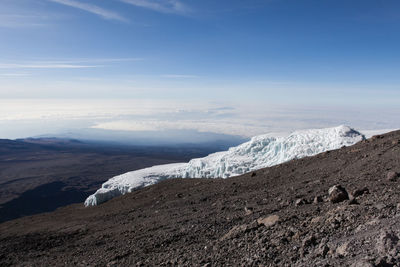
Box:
[336,242,349,257]
[295,198,307,206]
[257,215,279,228]
[376,230,400,256]
[220,225,247,241]
[244,207,254,215]
[315,243,329,257]
[387,171,399,182]
[302,235,316,248]
[351,260,374,267]
[313,196,323,203]
[328,185,349,203]
[352,187,369,197]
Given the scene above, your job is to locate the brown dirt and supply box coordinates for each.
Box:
[1,130,400,266]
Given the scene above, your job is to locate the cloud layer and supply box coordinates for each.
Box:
[1,99,399,140]
[120,0,189,14]
[47,0,190,22]
[49,0,128,21]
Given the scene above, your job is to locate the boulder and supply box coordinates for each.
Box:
[328,185,349,203]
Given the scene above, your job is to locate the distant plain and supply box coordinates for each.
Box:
[0,138,232,223]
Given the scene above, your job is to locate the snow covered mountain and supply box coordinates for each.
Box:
[85,125,364,206]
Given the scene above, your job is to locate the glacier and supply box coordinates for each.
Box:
[84,125,365,206]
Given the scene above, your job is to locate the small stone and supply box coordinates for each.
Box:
[372,134,384,140]
[244,206,254,215]
[315,243,329,257]
[366,218,380,226]
[220,221,259,241]
[351,260,374,267]
[313,196,323,203]
[246,220,259,230]
[373,203,386,210]
[352,187,369,197]
[375,257,395,267]
[295,198,307,206]
[311,216,322,224]
[302,235,316,248]
[257,215,279,228]
[107,261,118,267]
[376,230,400,256]
[328,185,349,203]
[292,231,301,241]
[336,242,349,256]
[300,235,317,257]
[220,225,247,241]
[387,171,399,181]
[348,198,358,205]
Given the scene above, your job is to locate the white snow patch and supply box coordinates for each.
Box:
[85,125,365,206]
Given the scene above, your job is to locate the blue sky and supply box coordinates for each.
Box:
[0,0,399,140]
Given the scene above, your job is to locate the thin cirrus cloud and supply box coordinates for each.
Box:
[0,73,31,77]
[161,74,198,78]
[48,0,190,22]
[0,63,97,69]
[0,58,141,70]
[65,58,143,63]
[119,0,190,14]
[0,14,48,28]
[49,0,128,22]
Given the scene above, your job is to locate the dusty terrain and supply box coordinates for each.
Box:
[1,130,400,266]
[0,138,214,222]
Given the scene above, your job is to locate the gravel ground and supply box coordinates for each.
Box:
[1,130,400,266]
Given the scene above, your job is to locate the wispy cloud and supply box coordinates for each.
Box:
[0,58,141,70]
[161,74,198,78]
[49,0,127,22]
[53,58,143,63]
[0,73,31,77]
[120,0,190,14]
[0,63,97,69]
[0,14,48,28]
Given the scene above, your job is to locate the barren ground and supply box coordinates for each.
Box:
[1,131,400,266]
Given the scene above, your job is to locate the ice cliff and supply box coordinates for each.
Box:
[85,125,364,206]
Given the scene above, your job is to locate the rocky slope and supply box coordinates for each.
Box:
[1,130,400,266]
